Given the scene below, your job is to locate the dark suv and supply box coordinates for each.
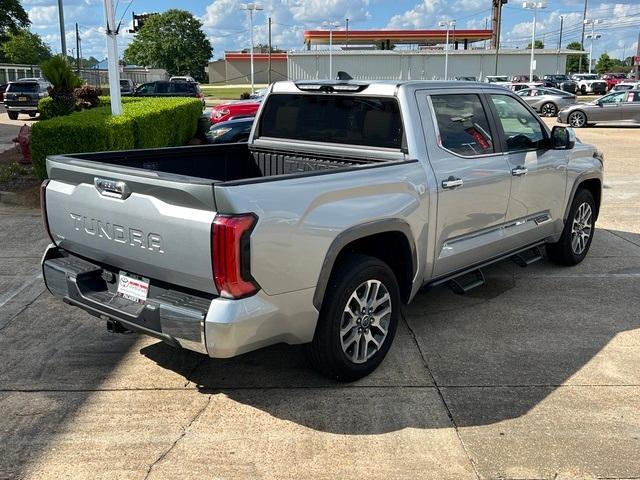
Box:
[543,74,577,94]
[3,79,50,120]
[134,80,205,108]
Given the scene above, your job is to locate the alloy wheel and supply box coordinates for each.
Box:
[571,202,593,255]
[340,279,392,364]
[568,111,586,128]
[541,103,557,117]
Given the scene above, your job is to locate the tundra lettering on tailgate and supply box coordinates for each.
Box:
[69,213,164,253]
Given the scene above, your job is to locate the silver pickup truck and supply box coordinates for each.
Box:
[41,80,603,381]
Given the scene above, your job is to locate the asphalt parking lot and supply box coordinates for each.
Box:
[1,115,639,479]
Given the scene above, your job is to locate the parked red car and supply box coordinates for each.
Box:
[602,73,627,90]
[210,99,261,124]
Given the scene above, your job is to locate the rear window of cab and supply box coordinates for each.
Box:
[258,93,404,150]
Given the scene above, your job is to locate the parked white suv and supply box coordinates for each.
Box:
[571,74,607,95]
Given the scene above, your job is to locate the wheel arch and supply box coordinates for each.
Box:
[313,220,417,311]
[564,175,602,222]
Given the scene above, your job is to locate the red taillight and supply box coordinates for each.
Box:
[40,180,55,243]
[212,214,259,299]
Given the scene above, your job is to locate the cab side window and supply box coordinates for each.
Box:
[431,94,495,156]
[490,94,545,151]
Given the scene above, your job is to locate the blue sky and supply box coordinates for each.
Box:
[23,0,640,62]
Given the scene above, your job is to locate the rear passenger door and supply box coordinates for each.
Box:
[487,93,568,249]
[619,90,640,123]
[419,91,513,278]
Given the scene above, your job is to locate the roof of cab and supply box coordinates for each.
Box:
[272,79,508,96]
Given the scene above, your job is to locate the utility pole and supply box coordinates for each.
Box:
[579,0,588,73]
[346,18,349,49]
[75,23,81,74]
[557,15,563,74]
[635,31,640,80]
[268,16,272,84]
[103,0,122,115]
[494,0,505,75]
[57,0,67,56]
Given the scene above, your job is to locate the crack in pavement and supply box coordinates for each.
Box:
[402,314,482,480]
[143,394,212,480]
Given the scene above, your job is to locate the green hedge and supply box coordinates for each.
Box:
[31,97,202,179]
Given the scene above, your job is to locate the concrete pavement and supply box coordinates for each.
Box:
[0,120,639,479]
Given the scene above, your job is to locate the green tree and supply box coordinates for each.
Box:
[526,40,544,49]
[566,41,588,73]
[2,30,52,65]
[124,9,212,82]
[0,0,30,62]
[595,53,615,74]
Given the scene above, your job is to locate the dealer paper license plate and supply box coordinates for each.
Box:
[116,272,149,303]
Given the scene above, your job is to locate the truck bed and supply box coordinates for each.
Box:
[67,143,379,184]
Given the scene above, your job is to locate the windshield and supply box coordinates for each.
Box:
[487,76,508,82]
[581,75,600,80]
[7,83,39,93]
[554,75,569,80]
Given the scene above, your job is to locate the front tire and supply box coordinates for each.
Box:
[547,189,596,266]
[568,110,587,128]
[307,254,401,382]
[7,111,18,120]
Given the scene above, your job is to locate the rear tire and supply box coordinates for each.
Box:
[7,111,18,120]
[540,102,557,117]
[28,112,36,118]
[547,189,596,266]
[306,254,401,382]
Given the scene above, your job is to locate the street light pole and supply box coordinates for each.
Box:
[240,3,263,94]
[523,2,546,82]
[438,20,455,80]
[322,21,340,80]
[584,19,601,74]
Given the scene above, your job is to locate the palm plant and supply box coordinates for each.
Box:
[40,55,82,117]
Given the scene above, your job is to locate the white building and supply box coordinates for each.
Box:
[288,49,578,82]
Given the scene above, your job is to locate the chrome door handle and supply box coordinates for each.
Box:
[512,166,528,176]
[442,177,464,189]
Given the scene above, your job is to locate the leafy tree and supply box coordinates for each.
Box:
[124,9,212,82]
[595,53,615,74]
[2,30,52,65]
[0,0,30,62]
[526,40,544,49]
[566,41,588,73]
[253,43,285,53]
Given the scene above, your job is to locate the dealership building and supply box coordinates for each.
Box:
[208,28,579,84]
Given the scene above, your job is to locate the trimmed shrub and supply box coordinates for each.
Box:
[31,97,202,179]
[74,85,102,108]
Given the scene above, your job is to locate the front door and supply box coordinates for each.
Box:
[589,90,626,122]
[419,91,512,278]
[487,93,568,249]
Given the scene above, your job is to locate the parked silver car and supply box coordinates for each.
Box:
[517,87,577,117]
[558,89,640,127]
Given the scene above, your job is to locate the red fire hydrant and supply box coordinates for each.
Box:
[12,124,31,165]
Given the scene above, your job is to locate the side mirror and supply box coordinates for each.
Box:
[551,125,576,150]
